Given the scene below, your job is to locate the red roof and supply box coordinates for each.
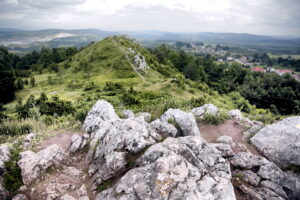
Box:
[251,67,266,73]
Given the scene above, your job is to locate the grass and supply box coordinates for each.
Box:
[201,112,230,125]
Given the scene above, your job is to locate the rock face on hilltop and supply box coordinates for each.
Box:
[96,136,235,200]
[84,101,235,200]
[83,100,120,133]
[7,100,300,200]
[250,116,300,167]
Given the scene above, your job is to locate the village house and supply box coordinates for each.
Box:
[276,69,292,76]
[251,67,266,73]
[292,74,300,81]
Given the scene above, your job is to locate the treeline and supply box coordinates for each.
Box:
[0,46,78,103]
[151,44,300,115]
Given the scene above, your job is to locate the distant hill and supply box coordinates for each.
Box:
[1,28,300,54]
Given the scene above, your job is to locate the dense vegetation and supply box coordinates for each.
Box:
[151,44,300,115]
[0,46,78,103]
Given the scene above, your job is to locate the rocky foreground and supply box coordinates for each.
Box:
[0,100,300,200]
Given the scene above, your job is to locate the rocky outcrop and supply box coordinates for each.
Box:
[0,143,10,175]
[136,112,151,122]
[242,122,264,139]
[191,104,219,118]
[18,144,67,185]
[122,110,134,119]
[0,182,8,200]
[95,136,235,200]
[149,119,178,138]
[228,109,243,120]
[87,116,161,188]
[128,48,148,72]
[210,143,235,158]
[12,194,29,200]
[160,108,200,136]
[216,136,234,146]
[22,133,37,149]
[230,152,300,199]
[250,116,300,167]
[70,134,89,154]
[83,100,119,133]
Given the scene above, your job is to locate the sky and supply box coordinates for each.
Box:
[0,0,300,36]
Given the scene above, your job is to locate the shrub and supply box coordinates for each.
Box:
[3,143,22,196]
[75,109,88,123]
[103,82,124,92]
[84,81,97,91]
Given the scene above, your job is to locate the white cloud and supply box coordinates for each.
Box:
[0,0,299,35]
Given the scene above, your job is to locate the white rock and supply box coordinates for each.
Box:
[250,116,300,167]
[122,110,134,118]
[96,136,235,200]
[228,110,243,120]
[0,143,10,174]
[83,100,119,133]
[18,145,67,185]
[0,182,8,200]
[191,104,219,118]
[70,134,88,154]
[136,112,151,122]
[59,194,76,200]
[23,133,37,149]
[216,136,234,146]
[12,194,29,200]
[149,119,178,138]
[161,108,200,136]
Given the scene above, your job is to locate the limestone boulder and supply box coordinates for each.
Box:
[250,116,300,167]
[83,100,119,133]
[160,108,200,136]
[95,136,236,200]
[18,144,67,185]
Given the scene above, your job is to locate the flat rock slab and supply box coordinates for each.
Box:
[251,116,300,167]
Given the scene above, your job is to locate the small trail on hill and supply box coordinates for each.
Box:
[111,38,146,81]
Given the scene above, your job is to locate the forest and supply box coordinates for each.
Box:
[0,46,78,103]
[151,44,300,115]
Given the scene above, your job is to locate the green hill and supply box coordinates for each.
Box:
[1,36,278,140]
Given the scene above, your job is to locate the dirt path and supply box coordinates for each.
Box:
[112,38,146,81]
[199,119,260,155]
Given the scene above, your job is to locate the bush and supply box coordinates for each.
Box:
[103,82,124,92]
[17,93,75,118]
[75,109,88,123]
[84,81,97,91]
[3,143,22,196]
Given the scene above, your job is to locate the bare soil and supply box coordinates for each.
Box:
[199,119,260,155]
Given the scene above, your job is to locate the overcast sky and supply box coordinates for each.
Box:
[0,0,300,36]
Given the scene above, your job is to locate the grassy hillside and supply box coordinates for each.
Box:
[2,36,278,140]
